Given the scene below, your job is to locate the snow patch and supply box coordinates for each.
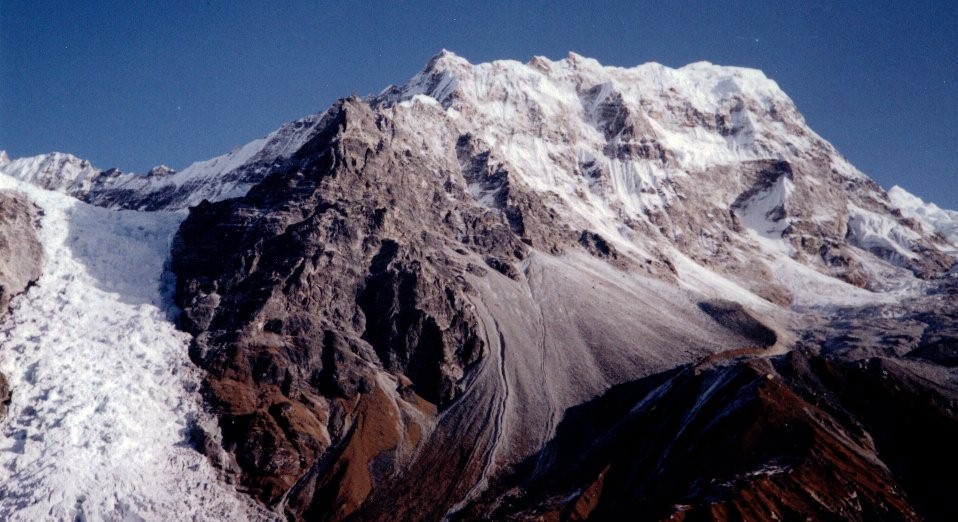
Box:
[734,176,795,255]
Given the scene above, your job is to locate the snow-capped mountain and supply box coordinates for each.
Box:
[376,51,954,290]
[0,113,324,212]
[0,52,956,521]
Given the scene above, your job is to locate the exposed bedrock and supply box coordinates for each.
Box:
[0,191,43,314]
[0,191,43,419]
[171,99,780,519]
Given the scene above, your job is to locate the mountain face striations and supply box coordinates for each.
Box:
[0,52,956,521]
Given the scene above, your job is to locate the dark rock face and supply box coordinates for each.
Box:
[172,99,559,516]
[169,94,958,521]
[698,299,777,348]
[0,191,43,419]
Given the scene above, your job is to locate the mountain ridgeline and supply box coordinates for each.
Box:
[1,52,956,521]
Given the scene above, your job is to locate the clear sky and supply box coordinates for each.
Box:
[2,1,956,208]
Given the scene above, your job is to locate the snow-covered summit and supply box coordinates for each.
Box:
[379,50,816,170]
[366,51,953,293]
[1,152,100,194]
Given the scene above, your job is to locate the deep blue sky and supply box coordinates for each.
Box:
[2,1,956,208]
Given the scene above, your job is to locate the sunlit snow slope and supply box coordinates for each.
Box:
[889,185,958,250]
[0,175,273,520]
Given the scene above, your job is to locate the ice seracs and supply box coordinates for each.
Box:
[0,173,274,521]
[888,184,958,250]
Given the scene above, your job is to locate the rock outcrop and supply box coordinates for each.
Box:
[0,191,43,418]
[171,97,787,519]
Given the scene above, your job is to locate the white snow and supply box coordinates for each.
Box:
[0,113,325,211]
[375,51,841,267]
[0,153,101,195]
[888,185,958,250]
[168,138,266,187]
[0,174,274,521]
[669,252,778,312]
[734,176,796,255]
[846,204,921,263]
[373,51,952,312]
[767,255,895,308]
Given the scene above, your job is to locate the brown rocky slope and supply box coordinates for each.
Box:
[162,53,958,520]
[172,99,779,519]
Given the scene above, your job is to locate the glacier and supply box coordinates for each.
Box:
[0,175,273,520]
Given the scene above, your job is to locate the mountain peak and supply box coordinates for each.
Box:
[424,48,470,73]
[164,51,958,520]
[146,165,176,177]
[565,50,587,62]
[0,151,97,187]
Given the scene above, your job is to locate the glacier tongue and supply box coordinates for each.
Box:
[0,175,273,521]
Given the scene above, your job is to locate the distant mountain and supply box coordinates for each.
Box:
[0,113,323,211]
[0,52,955,521]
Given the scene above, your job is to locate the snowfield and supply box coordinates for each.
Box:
[0,175,273,521]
